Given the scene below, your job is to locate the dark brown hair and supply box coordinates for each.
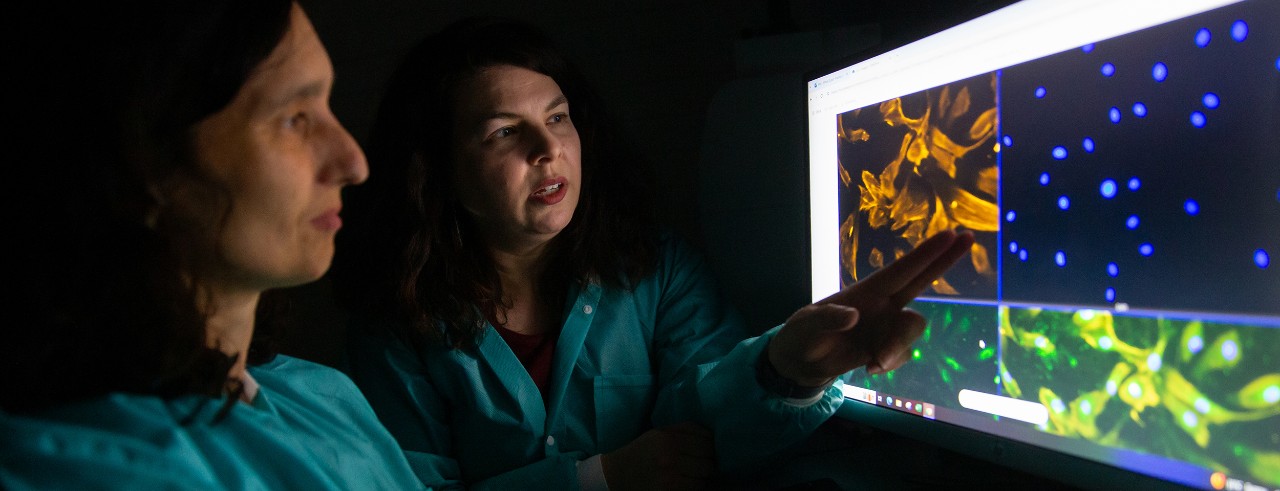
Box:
[5,0,294,413]
[334,17,659,349]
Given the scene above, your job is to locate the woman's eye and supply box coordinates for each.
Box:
[549,113,569,124]
[287,112,308,129]
[494,127,515,138]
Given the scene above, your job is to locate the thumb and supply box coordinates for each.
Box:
[867,309,926,375]
[788,303,860,333]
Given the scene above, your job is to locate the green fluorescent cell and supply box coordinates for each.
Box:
[945,357,962,371]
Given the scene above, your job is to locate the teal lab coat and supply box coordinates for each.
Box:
[346,234,845,489]
[0,355,425,490]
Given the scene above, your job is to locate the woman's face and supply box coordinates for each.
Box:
[450,64,582,252]
[179,4,367,293]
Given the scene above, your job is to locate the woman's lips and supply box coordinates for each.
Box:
[530,177,568,205]
[311,209,343,232]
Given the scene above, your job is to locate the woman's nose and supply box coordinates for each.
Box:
[527,125,563,166]
[320,117,369,185]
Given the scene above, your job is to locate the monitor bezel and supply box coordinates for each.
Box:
[835,401,1200,490]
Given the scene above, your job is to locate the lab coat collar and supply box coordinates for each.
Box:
[473,281,603,438]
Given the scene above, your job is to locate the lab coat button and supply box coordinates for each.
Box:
[583,305,593,314]
[546,435,556,446]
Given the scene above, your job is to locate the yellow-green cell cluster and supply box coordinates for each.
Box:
[999,307,1280,486]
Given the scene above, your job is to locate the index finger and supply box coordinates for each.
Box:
[818,230,972,309]
[888,231,974,307]
[855,230,962,297]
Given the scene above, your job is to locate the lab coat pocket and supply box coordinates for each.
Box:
[593,374,657,453]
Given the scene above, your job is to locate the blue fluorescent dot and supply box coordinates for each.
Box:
[1006,210,1017,222]
[1083,43,1095,53]
[1052,146,1068,160]
[1010,241,1019,253]
[1183,411,1198,428]
[1002,135,1013,147]
[1139,243,1153,256]
[1058,196,1070,210]
[1222,339,1238,361]
[1019,249,1029,261]
[1257,249,1271,269]
[1132,102,1147,117]
[1188,335,1204,355]
[1195,397,1211,414]
[1185,199,1200,215]
[1203,92,1220,108]
[1276,56,1279,71]
[1195,28,1211,47]
[1100,179,1118,198]
[1190,111,1207,127]
[1101,63,1115,76]
[1083,137,1095,152]
[1128,177,1141,190]
[1105,287,1116,302]
[1147,353,1163,372]
[1040,173,1050,186]
[1127,215,1140,229]
[1231,20,1248,42]
[1110,107,1122,123]
[1152,62,1168,82]
[1035,86,1047,98]
[1107,262,1119,277]
[1055,251,1066,267]
[1264,386,1280,404]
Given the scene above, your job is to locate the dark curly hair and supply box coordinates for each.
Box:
[334,17,659,349]
[5,0,294,413]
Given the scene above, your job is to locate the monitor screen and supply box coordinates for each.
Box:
[805,0,1279,489]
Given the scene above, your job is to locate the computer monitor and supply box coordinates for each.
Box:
[805,0,1279,489]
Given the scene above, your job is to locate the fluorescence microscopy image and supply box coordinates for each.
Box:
[835,72,999,298]
[829,1,1278,488]
[998,0,1280,316]
[1000,307,1280,487]
[847,300,1000,412]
